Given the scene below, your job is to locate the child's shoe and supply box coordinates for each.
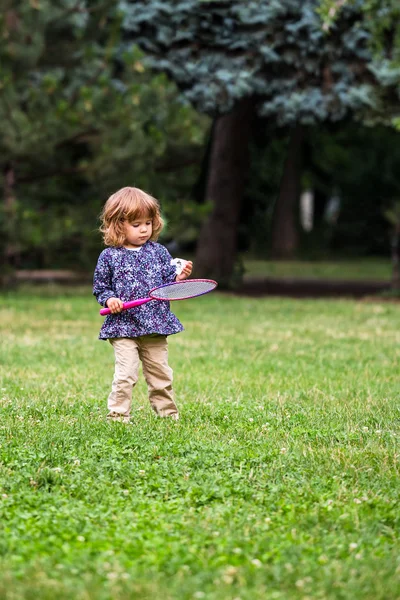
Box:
[107,411,131,424]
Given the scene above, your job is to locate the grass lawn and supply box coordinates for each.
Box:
[0,286,399,600]
[241,257,392,281]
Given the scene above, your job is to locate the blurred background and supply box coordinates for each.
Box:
[1,0,399,290]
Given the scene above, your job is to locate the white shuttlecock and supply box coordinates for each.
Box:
[171,258,186,275]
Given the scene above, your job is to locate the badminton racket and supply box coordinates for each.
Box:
[99,279,217,316]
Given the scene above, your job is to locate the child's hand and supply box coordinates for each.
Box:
[176,260,193,281]
[106,297,124,313]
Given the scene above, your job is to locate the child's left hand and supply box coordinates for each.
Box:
[176,260,193,281]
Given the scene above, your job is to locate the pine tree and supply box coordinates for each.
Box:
[120,0,398,282]
[0,0,120,275]
[0,0,207,277]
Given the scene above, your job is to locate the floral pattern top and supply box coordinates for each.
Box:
[93,242,184,340]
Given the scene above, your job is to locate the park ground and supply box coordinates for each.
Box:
[14,257,394,298]
[0,263,399,600]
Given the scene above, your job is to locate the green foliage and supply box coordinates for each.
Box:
[319,0,400,128]
[0,0,209,271]
[241,120,400,258]
[307,123,400,256]
[161,200,212,250]
[0,290,399,598]
[320,0,400,59]
[0,0,118,160]
[120,0,398,124]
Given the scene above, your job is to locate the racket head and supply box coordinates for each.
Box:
[149,279,217,301]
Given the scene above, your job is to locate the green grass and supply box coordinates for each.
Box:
[242,257,392,281]
[0,286,399,600]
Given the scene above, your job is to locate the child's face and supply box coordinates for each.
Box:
[123,216,153,248]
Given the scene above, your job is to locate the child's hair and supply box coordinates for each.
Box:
[100,187,164,246]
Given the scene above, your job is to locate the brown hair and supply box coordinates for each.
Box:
[99,187,164,246]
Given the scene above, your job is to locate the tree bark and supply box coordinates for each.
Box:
[194,97,254,287]
[271,124,303,259]
[192,120,215,205]
[1,163,18,285]
[391,223,400,291]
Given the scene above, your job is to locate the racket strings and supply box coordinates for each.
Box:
[150,279,217,300]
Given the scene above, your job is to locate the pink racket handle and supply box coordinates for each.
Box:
[100,297,152,316]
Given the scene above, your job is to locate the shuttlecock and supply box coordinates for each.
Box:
[171,258,187,275]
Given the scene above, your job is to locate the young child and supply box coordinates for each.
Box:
[93,186,193,423]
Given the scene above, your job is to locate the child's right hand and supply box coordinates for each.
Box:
[106,297,124,314]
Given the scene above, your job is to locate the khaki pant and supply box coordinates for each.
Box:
[107,336,178,418]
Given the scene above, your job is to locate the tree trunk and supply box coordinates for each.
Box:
[271,124,303,258]
[192,120,215,205]
[1,163,18,285]
[391,223,400,291]
[194,97,254,287]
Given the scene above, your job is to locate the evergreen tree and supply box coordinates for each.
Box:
[0,0,119,275]
[121,0,398,282]
[0,0,207,277]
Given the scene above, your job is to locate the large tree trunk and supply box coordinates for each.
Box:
[194,97,254,287]
[271,124,303,258]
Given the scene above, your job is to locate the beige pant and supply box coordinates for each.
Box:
[108,336,178,418]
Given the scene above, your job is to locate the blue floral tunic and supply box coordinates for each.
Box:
[93,242,184,340]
